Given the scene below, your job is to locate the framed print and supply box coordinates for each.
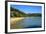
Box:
[5,1,45,33]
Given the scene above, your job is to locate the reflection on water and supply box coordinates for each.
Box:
[11,17,42,29]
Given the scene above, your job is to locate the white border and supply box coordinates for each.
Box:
[7,2,44,32]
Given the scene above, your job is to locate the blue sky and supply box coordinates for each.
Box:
[11,5,42,14]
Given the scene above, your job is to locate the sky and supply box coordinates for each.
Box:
[11,5,42,14]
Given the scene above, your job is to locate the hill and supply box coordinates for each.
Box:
[10,7,41,17]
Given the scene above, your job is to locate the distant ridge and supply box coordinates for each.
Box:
[10,7,41,17]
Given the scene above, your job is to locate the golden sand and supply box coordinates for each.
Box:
[10,17,24,24]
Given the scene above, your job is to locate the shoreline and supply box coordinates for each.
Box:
[10,17,24,24]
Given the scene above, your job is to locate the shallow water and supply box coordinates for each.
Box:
[11,17,42,29]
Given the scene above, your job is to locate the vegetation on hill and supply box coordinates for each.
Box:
[10,7,41,17]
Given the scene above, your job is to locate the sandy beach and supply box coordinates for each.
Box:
[10,17,24,24]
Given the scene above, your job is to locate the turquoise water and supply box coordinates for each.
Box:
[15,17,42,28]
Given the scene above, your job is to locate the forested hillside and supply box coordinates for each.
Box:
[10,7,27,17]
[10,7,41,17]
